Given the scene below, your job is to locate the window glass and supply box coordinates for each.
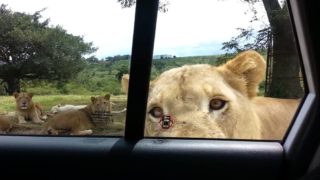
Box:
[131,0,304,140]
[0,0,133,136]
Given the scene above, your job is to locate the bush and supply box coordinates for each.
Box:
[25,85,60,95]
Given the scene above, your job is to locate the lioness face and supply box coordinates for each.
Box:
[90,94,112,113]
[122,50,266,138]
[14,92,34,110]
[145,51,265,138]
[146,65,246,138]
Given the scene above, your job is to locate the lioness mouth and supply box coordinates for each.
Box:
[20,106,28,110]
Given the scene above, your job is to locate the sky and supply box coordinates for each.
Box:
[1,0,268,58]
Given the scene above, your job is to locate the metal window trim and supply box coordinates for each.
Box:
[284,0,318,158]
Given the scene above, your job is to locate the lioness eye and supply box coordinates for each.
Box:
[209,99,226,110]
[149,107,163,118]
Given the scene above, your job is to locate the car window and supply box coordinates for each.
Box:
[121,0,305,140]
[0,1,134,136]
[0,0,306,140]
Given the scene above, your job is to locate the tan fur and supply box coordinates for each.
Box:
[43,94,112,135]
[14,92,47,124]
[121,74,129,95]
[50,104,87,114]
[122,50,300,139]
[0,115,14,133]
[0,115,32,133]
[252,97,299,139]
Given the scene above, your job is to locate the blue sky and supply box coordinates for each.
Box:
[1,0,268,58]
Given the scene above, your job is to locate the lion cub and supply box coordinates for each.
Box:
[43,94,112,135]
[14,92,47,124]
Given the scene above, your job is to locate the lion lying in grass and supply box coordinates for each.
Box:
[43,94,112,135]
[49,104,87,114]
[122,50,300,139]
[0,114,32,134]
[14,92,47,124]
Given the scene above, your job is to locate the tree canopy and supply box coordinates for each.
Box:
[221,0,303,98]
[0,4,97,94]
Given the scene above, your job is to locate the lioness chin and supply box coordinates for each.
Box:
[122,50,300,139]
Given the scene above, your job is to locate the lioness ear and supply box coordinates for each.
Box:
[121,74,129,94]
[13,92,19,98]
[219,50,266,98]
[105,94,110,100]
[91,97,96,103]
[27,92,33,98]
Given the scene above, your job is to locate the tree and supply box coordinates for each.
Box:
[222,0,303,98]
[86,56,99,63]
[0,5,96,95]
[115,65,129,82]
[153,60,165,72]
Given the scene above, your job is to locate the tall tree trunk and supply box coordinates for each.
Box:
[262,0,304,98]
[4,78,20,95]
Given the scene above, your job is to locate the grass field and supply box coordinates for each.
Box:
[0,94,128,136]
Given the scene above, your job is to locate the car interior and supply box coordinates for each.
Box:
[0,0,319,179]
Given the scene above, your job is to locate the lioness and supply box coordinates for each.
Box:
[50,104,87,114]
[14,92,47,124]
[43,94,112,135]
[0,115,15,133]
[50,103,122,114]
[122,50,300,139]
[121,74,129,95]
[0,115,31,134]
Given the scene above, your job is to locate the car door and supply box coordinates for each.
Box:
[0,0,319,179]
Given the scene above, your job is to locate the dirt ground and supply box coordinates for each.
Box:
[3,100,127,137]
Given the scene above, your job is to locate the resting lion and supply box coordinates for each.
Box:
[43,94,112,135]
[0,115,32,134]
[13,92,47,124]
[122,50,300,139]
[49,104,87,114]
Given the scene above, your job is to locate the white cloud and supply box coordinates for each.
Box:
[1,0,268,57]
